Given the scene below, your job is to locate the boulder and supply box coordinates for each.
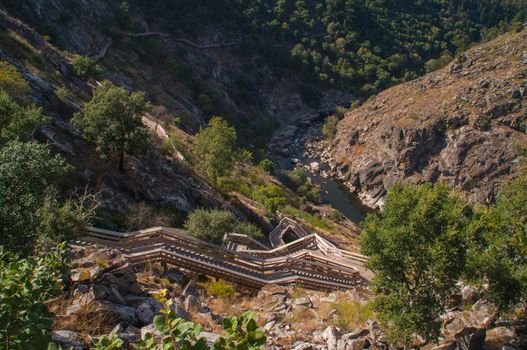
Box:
[100,301,139,326]
[293,297,313,308]
[171,298,190,320]
[461,285,479,305]
[164,268,187,285]
[136,298,163,325]
[52,330,85,349]
[454,327,486,350]
[184,295,201,313]
[322,326,340,350]
[99,263,142,295]
[199,332,221,346]
[140,324,163,341]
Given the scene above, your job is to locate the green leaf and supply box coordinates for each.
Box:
[153,315,166,332]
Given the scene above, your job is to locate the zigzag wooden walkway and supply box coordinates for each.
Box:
[77,219,369,290]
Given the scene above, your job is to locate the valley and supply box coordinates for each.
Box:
[1,0,527,349]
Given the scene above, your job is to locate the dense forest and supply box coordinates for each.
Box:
[129,0,527,95]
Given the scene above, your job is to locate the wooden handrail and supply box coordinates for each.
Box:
[78,219,369,290]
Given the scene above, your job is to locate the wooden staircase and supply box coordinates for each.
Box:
[76,219,369,290]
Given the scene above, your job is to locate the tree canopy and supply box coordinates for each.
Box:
[360,183,472,344]
[194,116,238,181]
[72,80,150,173]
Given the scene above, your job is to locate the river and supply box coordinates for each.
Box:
[270,117,374,224]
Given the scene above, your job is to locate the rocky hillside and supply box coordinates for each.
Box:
[52,246,527,349]
[329,26,527,208]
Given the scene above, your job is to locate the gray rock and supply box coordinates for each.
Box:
[136,298,163,325]
[140,324,163,341]
[164,267,187,285]
[184,295,201,313]
[293,297,313,308]
[101,301,139,326]
[52,330,85,349]
[461,285,479,305]
[182,281,199,298]
[199,332,221,346]
[171,298,190,320]
[454,327,486,350]
[322,326,340,350]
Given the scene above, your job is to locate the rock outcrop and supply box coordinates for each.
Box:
[330,28,527,208]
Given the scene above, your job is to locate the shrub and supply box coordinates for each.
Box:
[0,60,29,98]
[135,293,265,350]
[202,279,236,298]
[0,91,50,142]
[322,115,339,140]
[281,169,320,203]
[184,209,263,244]
[330,300,374,332]
[72,55,102,79]
[55,86,70,102]
[0,244,69,349]
[252,184,288,213]
[258,159,275,175]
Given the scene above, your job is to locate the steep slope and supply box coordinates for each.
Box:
[329,26,527,208]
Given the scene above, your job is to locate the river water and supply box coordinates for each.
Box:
[278,154,373,224]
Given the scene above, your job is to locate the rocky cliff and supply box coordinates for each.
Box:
[329,27,527,208]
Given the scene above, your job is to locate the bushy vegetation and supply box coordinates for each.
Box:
[133,291,265,350]
[184,209,263,244]
[0,60,29,98]
[71,55,102,79]
[0,244,69,349]
[72,80,150,173]
[201,279,236,298]
[281,169,320,204]
[0,91,50,142]
[361,164,527,344]
[194,116,240,181]
[322,115,339,140]
[252,184,288,213]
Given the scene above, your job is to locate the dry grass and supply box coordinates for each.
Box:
[289,307,319,333]
[324,300,374,332]
[53,302,120,337]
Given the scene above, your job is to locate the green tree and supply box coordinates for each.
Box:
[72,81,150,173]
[0,141,71,253]
[0,244,69,350]
[465,167,527,312]
[194,116,237,181]
[184,209,263,244]
[360,183,471,344]
[0,91,50,142]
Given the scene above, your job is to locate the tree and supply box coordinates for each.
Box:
[0,244,69,349]
[194,116,238,181]
[465,167,527,312]
[0,91,50,142]
[0,141,71,253]
[184,209,263,244]
[72,81,150,173]
[0,141,94,254]
[360,183,471,344]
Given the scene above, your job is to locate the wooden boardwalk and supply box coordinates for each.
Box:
[77,219,369,290]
